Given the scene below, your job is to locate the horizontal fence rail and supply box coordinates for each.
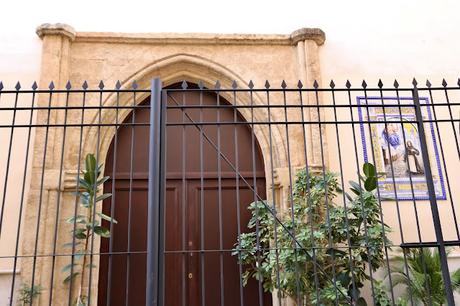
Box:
[0,78,458,306]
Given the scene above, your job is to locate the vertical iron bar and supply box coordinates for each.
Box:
[345,84,376,305]
[232,86,245,306]
[124,85,137,306]
[29,88,54,306]
[199,86,206,306]
[392,85,419,306]
[106,86,121,306]
[266,86,282,306]
[158,87,166,306]
[180,86,186,306]
[216,89,225,306]
[250,86,264,306]
[442,85,460,159]
[9,87,36,304]
[147,78,164,306]
[313,84,339,305]
[87,83,104,306]
[48,87,70,305]
[68,86,87,305]
[0,87,20,236]
[412,86,455,306]
[426,86,460,240]
[329,86,357,304]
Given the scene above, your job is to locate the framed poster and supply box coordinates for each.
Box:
[357,96,446,201]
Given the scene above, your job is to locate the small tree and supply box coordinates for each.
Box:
[63,154,116,306]
[233,163,391,305]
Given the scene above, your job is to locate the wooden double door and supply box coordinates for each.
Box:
[98,85,272,306]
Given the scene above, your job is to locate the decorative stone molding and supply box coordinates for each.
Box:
[36,23,76,41]
[70,28,325,46]
[290,28,326,46]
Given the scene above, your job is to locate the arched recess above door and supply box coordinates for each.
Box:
[81,54,290,184]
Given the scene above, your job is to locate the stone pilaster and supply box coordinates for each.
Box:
[20,24,76,306]
[291,28,328,171]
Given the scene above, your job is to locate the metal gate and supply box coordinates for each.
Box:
[0,78,458,306]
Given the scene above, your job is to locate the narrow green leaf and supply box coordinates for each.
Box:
[97,212,117,224]
[63,271,80,283]
[97,176,110,186]
[85,154,96,172]
[61,263,78,273]
[62,241,82,248]
[96,193,111,202]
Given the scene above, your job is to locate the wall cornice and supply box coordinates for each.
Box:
[70,28,325,46]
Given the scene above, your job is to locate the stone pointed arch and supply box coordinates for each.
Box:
[82,54,289,183]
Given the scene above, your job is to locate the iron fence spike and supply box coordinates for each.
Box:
[98,80,105,89]
[82,81,88,90]
[248,80,254,89]
[66,81,72,90]
[361,80,367,88]
[15,81,21,90]
[457,78,460,87]
[132,80,138,89]
[377,79,383,88]
[32,81,38,90]
[198,80,204,89]
[231,80,237,89]
[426,80,432,88]
[181,80,188,89]
[329,80,335,88]
[264,80,270,89]
[115,80,122,89]
[412,78,418,87]
[297,80,303,89]
[442,78,448,87]
[215,80,221,89]
[393,79,399,88]
[313,80,319,89]
[48,81,54,90]
[345,80,351,88]
[0,82,3,91]
[281,80,287,89]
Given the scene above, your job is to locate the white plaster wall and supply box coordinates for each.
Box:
[1,0,459,87]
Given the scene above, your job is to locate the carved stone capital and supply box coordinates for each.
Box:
[36,23,76,41]
[290,28,326,46]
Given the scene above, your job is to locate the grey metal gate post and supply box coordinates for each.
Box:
[412,83,455,305]
[147,78,165,306]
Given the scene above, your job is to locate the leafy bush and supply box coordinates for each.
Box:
[233,163,391,305]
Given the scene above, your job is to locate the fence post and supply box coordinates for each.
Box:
[147,78,164,306]
[412,84,455,305]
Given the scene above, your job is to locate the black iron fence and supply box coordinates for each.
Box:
[0,78,459,306]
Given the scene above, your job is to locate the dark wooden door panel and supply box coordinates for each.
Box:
[99,84,271,306]
[186,179,270,306]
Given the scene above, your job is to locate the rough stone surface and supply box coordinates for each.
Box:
[36,23,76,41]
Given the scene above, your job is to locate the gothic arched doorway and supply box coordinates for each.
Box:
[98,83,272,306]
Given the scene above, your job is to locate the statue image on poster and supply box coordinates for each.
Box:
[358,96,445,200]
